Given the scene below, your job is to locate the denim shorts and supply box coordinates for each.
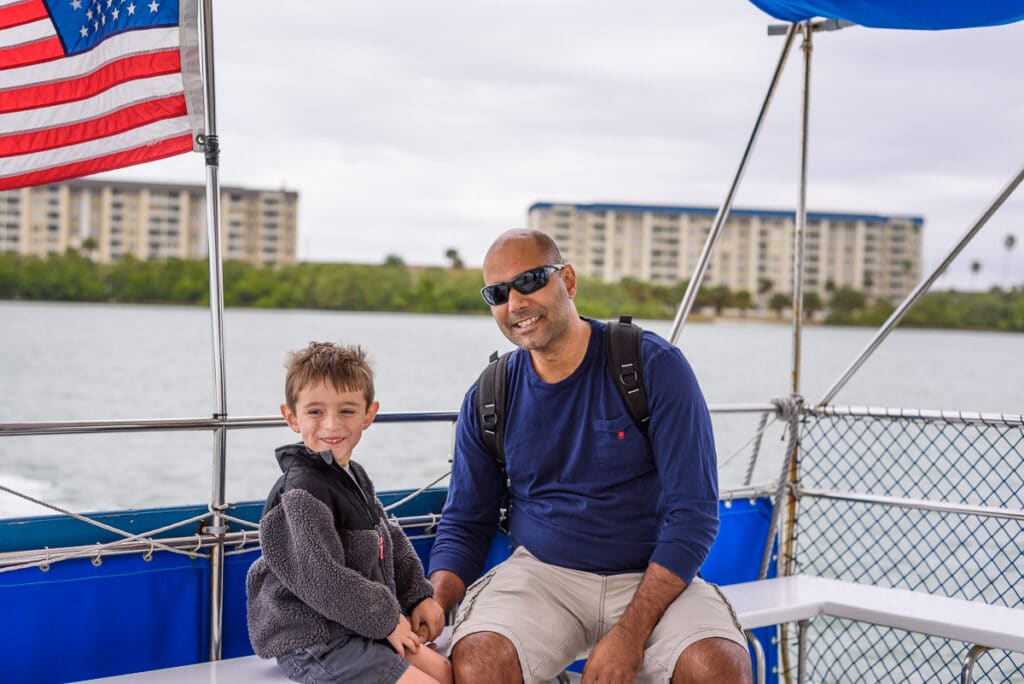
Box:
[277,634,410,684]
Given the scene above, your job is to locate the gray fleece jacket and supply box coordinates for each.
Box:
[246,444,434,659]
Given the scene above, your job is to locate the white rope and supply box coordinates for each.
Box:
[218,510,259,529]
[224,530,262,556]
[719,395,804,482]
[0,483,211,573]
[382,470,451,513]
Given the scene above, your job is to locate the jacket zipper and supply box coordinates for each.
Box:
[343,469,385,566]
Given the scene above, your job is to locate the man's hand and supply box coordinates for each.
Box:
[386,615,420,658]
[582,562,687,683]
[428,569,466,616]
[409,596,446,642]
[581,625,644,684]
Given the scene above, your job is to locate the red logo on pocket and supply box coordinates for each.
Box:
[617,431,625,440]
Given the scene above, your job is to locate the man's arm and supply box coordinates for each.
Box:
[428,568,467,615]
[582,562,685,684]
[428,387,507,587]
[583,341,719,683]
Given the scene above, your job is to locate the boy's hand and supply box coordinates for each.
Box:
[409,597,445,642]
[386,615,420,657]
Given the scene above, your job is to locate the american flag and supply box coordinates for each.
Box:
[0,0,204,190]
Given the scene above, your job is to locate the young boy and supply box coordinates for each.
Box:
[247,342,452,684]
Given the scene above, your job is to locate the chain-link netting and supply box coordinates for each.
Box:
[788,409,1024,683]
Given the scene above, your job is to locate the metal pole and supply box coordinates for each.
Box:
[796,619,810,684]
[668,24,799,345]
[815,162,1024,408]
[790,23,812,396]
[779,23,814,684]
[960,645,989,684]
[198,0,228,662]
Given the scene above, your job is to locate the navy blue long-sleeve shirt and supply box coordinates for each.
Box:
[429,318,719,586]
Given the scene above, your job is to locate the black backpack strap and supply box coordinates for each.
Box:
[476,350,511,474]
[605,315,651,436]
[476,350,512,532]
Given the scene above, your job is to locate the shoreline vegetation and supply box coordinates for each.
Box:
[1,251,1021,332]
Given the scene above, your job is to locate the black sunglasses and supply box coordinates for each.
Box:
[480,264,566,306]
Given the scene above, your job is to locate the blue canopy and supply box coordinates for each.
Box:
[747,0,1024,30]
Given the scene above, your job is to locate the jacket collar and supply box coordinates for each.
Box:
[274,442,336,471]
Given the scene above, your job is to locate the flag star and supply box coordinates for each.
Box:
[111,7,119,19]
[86,8,92,18]
[148,0,158,11]
[106,0,112,6]
[100,12,106,24]
[93,19,99,30]
[127,3,135,14]
[71,0,82,9]
[80,25,88,36]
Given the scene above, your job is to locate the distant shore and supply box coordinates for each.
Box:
[1,252,1020,332]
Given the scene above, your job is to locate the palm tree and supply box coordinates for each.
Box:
[1005,234,1017,284]
[768,292,792,319]
[756,277,773,312]
[80,237,99,260]
[802,291,823,320]
[444,248,464,270]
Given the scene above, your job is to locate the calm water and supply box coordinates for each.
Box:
[0,300,1020,518]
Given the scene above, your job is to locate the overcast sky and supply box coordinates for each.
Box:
[100,1,1024,289]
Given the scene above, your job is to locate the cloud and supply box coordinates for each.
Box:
[100,1,1024,288]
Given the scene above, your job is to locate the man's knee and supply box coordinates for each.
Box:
[451,631,522,684]
[672,636,753,684]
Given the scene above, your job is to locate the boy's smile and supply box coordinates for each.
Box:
[281,380,379,467]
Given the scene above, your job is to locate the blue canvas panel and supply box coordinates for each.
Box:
[746,0,1024,30]
[0,553,208,683]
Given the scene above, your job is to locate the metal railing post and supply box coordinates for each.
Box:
[668,24,799,344]
[198,0,228,662]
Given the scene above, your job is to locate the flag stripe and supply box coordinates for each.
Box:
[1,0,202,189]
[0,94,187,157]
[0,15,50,41]
[2,72,184,135]
[0,115,192,176]
[0,0,48,30]
[0,49,181,113]
[2,27,179,88]
[0,34,61,68]
[0,132,193,189]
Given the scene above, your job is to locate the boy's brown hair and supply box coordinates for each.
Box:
[284,342,375,410]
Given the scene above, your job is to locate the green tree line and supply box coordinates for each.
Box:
[0,250,1020,331]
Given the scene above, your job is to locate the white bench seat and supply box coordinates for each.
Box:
[84,575,1024,683]
[720,574,1024,653]
[720,574,1024,684]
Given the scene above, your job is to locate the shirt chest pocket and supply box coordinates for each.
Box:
[589,414,652,480]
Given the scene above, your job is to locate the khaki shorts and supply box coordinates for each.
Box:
[448,546,746,684]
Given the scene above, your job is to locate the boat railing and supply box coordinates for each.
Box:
[786,406,1024,682]
[0,403,784,569]
[2,402,1022,682]
[0,402,782,437]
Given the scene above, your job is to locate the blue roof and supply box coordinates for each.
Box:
[529,201,924,226]
[746,0,1024,30]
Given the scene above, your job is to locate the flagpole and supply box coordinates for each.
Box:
[197,0,228,662]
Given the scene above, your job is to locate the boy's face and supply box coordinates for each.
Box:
[281,380,379,467]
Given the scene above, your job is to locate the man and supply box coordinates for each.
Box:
[424,229,751,684]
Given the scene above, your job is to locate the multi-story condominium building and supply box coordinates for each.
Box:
[0,179,298,266]
[529,202,924,304]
